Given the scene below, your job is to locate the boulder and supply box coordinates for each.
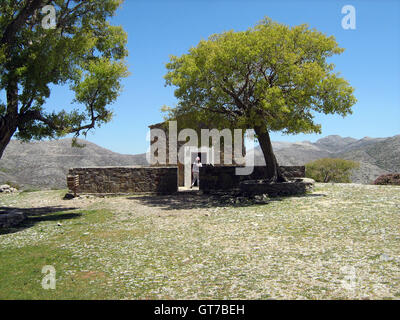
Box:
[0,184,18,193]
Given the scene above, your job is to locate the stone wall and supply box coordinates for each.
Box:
[149,121,246,187]
[68,166,178,195]
[279,166,306,178]
[199,165,306,192]
[240,178,314,197]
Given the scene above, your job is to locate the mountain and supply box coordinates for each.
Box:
[247,135,400,184]
[0,135,399,189]
[0,139,147,189]
[335,135,400,173]
[314,135,358,152]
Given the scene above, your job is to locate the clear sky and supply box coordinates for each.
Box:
[45,0,400,154]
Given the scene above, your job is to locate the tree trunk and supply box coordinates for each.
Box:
[254,126,287,183]
[0,80,19,160]
[0,118,17,160]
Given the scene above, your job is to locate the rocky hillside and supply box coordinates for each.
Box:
[247,135,400,183]
[0,135,398,189]
[0,139,147,189]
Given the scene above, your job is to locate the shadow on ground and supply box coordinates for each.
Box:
[290,193,327,198]
[0,206,80,235]
[129,192,326,211]
[129,193,253,211]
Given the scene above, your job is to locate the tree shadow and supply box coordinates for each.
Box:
[129,190,327,211]
[0,206,81,235]
[129,192,270,211]
[288,193,327,198]
[259,193,327,203]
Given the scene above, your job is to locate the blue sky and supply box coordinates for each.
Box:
[35,0,400,154]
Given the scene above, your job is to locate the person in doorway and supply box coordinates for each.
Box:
[191,157,202,189]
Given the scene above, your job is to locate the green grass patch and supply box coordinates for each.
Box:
[0,245,114,299]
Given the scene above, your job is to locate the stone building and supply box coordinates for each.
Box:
[149,120,246,187]
[66,120,306,196]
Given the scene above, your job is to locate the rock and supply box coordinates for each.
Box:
[0,184,18,193]
[63,193,75,200]
[292,178,315,192]
[216,192,270,205]
[253,194,270,204]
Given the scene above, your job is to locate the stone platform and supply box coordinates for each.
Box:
[199,165,307,193]
[239,178,315,197]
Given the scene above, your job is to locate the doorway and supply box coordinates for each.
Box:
[183,146,214,188]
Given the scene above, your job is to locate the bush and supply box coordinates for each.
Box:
[373,174,400,186]
[3,181,20,190]
[305,158,359,183]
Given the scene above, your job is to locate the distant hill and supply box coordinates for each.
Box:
[0,139,147,189]
[335,135,400,173]
[0,135,399,189]
[247,135,400,184]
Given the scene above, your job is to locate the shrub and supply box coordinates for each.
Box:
[3,181,20,190]
[305,158,359,183]
[373,174,400,186]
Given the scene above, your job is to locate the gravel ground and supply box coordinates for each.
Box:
[0,183,399,299]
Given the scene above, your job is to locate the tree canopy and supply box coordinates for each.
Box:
[164,17,357,181]
[0,0,128,158]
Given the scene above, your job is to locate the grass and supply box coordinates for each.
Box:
[0,183,399,299]
[20,188,42,193]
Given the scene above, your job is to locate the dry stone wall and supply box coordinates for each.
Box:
[68,166,178,195]
[240,178,314,197]
[66,165,305,195]
[199,165,306,192]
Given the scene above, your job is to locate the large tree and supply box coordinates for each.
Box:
[165,18,357,182]
[0,0,128,159]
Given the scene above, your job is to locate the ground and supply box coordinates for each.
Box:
[0,183,399,300]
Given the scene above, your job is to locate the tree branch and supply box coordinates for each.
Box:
[18,107,99,137]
